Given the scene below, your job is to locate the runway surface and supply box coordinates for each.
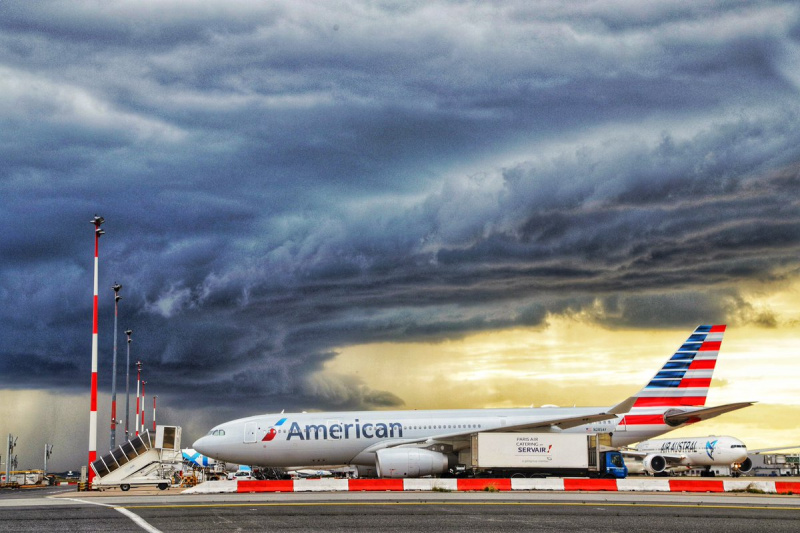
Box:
[2,486,800,532]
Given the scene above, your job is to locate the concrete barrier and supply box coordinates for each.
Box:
[402,478,457,491]
[293,478,349,492]
[184,478,800,495]
[183,480,237,494]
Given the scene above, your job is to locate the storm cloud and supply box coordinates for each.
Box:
[1,0,799,461]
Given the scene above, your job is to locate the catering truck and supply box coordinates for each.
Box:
[469,432,627,478]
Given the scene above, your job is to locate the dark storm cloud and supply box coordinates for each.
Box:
[1,1,800,413]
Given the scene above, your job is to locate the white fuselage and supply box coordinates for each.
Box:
[193,406,680,468]
[634,436,748,467]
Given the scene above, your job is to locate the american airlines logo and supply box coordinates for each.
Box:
[262,417,288,442]
[262,418,404,441]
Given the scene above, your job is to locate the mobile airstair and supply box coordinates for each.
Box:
[90,425,182,491]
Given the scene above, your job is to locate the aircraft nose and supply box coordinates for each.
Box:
[193,436,212,455]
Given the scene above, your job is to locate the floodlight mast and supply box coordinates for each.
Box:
[141,380,147,435]
[124,329,132,440]
[88,215,104,487]
[110,283,122,450]
[5,434,17,487]
[135,361,142,437]
[44,444,54,474]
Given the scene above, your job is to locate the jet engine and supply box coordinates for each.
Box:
[642,454,668,474]
[734,457,753,473]
[375,448,449,478]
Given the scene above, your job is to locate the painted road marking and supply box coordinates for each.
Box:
[122,501,800,512]
[61,498,164,533]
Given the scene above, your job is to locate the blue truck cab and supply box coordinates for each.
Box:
[603,451,628,478]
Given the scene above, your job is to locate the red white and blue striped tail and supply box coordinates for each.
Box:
[632,325,726,408]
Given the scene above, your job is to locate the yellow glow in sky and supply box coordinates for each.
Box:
[322,313,800,450]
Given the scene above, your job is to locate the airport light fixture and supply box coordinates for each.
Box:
[88,215,104,487]
[110,283,122,451]
[124,329,132,441]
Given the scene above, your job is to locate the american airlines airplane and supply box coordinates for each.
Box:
[622,435,751,476]
[193,325,753,478]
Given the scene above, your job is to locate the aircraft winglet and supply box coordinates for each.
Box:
[608,396,636,415]
[663,401,755,426]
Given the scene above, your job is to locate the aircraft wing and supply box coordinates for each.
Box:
[749,445,800,454]
[620,449,687,463]
[492,412,621,432]
[360,405,631,454]
[663,402,755,426]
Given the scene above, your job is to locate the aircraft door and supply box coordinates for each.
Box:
[244,422,257,443]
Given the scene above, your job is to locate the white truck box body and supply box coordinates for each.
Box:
[474,433,591,469]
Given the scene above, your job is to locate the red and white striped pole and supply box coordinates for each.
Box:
[135,361,142,436]
[141,381,147,435]
[152,395,157,432]
[88,215,105,487]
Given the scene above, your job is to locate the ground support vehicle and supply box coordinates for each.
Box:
[90,426,182,491]
[468,432,627,478]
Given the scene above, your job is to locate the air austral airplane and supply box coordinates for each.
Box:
[193,325,754,478]
[622,435,751,476]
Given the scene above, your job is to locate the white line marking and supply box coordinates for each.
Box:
[61,498,164,533]
[112,506,164,533]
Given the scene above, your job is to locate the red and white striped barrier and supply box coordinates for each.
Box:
[183,478,800,495]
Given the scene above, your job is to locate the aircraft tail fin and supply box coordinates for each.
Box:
[632,325,726,409]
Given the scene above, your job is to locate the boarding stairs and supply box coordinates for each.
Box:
[90,425,182,490]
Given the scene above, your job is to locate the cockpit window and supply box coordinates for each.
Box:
[207,429,226,437]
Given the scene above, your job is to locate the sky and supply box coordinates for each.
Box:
[1,1,799,472]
